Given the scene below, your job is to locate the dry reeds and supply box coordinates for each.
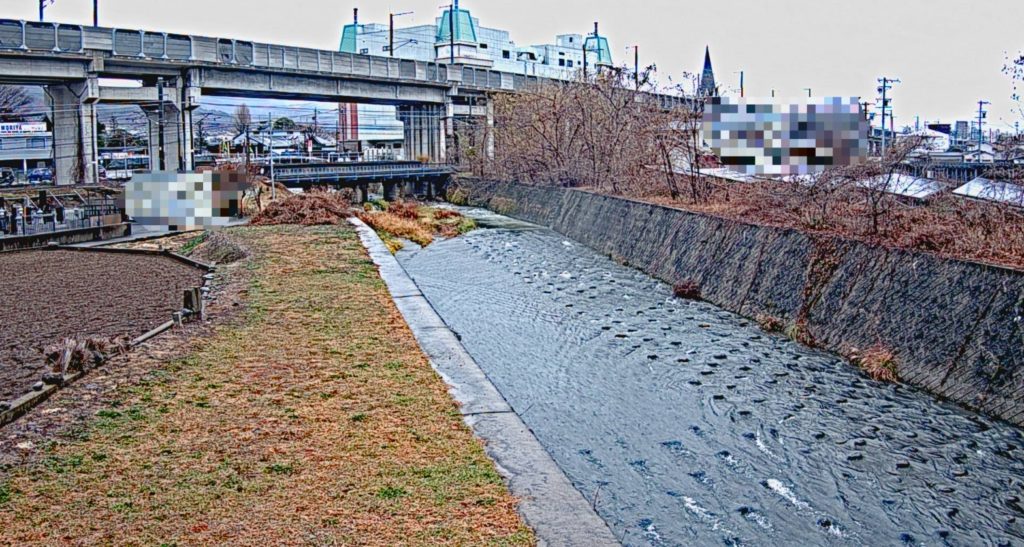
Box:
[250,189,353,226]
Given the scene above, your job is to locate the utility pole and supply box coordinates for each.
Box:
[976,99,990,152]
[268,112,275,201]
[633,45,639,91]
[877,76,900,156]
[860,100,870,121]
[39,0,44,22]
[449,3,455,65]
[739,70,744,98]
[156,76,166,170]
[386,12,413,58]
[93,0,98,26]
[582,40,587,79]
[582,23,598,79]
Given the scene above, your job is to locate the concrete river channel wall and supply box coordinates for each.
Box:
[451,179,1024,427]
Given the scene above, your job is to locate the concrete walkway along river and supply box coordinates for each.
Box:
[396,208,1024,546]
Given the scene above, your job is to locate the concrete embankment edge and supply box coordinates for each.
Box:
[349,218,620,547]
[454,180,1024,427]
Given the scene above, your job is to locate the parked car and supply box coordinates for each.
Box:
[27,168,53,185]
[0,168,14,186]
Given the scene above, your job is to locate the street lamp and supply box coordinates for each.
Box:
[624,45,639,90]
[37,0,97,25]
[388,11,413,58]
[38,0,55,22]
[733,70,744,98]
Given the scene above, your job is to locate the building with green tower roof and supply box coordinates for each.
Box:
[338,2,616,79]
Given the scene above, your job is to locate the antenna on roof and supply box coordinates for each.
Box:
[353,8,358,25]
[593,22,599,36]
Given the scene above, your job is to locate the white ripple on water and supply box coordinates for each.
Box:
[765,479,853,540]
[765,479,810,510]
[756,431,780,461]
[682,496,740,539]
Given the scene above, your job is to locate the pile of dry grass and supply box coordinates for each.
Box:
[250,189,353,226]
[673,280,702,300]
[190,231,250,265]
[852,344,899,383]
[43,336,129,380]
[243,176,294,216]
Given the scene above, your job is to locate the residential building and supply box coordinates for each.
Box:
[0,122,51,174]
[338,2,614,80]
[335,1,615,153]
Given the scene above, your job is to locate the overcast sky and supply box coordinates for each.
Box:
[7,0,1024,130]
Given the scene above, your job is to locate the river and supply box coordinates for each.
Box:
[395,208,1024,546]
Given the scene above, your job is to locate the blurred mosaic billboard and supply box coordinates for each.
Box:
[704,97,867,176]
[126,171,248,230]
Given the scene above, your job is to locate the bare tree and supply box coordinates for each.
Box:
[233,104,252,135]
[1003,50,1024,124]
[461,70,682,196]
[0,86,35,121]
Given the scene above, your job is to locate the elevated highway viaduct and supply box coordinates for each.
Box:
[0,19,529,185]
[0,19,687,186]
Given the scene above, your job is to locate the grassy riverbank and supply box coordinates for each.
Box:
[0,225,532,545]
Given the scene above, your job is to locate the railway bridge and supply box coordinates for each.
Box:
[0,18,533,185]
[0,19,687,186]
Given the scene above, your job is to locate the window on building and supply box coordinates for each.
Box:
[29,137,45,149]
[360,48,369,54]
[558,59,565,67]
[502,50,510,59]
[479,43,488,49]
[559,51,565,56]
[567,60,573,68]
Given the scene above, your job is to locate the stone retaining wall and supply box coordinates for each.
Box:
[454,179,1024,426]
[0,222,130,252]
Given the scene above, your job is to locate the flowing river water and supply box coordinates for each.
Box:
[395,208,1024,546]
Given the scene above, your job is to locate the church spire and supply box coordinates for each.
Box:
[699,45,717,96]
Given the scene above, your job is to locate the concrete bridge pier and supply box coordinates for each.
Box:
[357,183,370,203]
[383,182,399,201]
[46,80,99,185]
[143,103,193,172]
[398,104,444,163]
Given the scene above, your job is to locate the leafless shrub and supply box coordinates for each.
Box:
[852,344,899,383]
[756,314,785,333]
[459,71,709,201]
[673,280,701,300]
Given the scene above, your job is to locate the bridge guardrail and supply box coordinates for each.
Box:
[0,18,689,103]
[0,18,491,90]
[270,162,454,183]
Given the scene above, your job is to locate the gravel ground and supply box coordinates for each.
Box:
[0,250,204,402]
